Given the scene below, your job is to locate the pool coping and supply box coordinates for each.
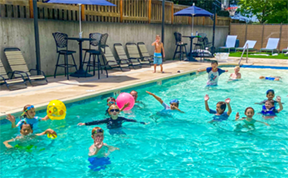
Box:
[0,63,285,119]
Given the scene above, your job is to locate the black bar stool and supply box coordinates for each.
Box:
[82,33,102,68]
[52,32,77,80]
[86,33,109,76]
[173,32,187,60]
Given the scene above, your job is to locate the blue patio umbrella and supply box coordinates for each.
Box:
[174,4,213,35]
[46,0,116,38]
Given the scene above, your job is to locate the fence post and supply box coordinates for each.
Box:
[202,17,205,26]
[245,23,248,42]
[29,0,33,18]
[215,14,218,25]
[279,23,283,50]
[261,24,265,48]
[171,2,174,24]
[81,5,85,21]
[120,0,123,22]
[148,0,151,23]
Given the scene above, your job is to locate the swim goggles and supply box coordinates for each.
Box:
[21,105,34,116]
[108,101,116,105]
[92,129,103,135]
[110,109,120,112]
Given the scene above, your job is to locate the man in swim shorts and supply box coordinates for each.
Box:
[152,35,165,73]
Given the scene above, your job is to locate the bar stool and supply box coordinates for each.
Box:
[173,32,187,60]
[82,33,102,67]
[52,32,77,80]
[86,33,109,76]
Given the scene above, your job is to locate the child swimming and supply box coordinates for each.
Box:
[88,127,119,171]
[146,91,184,113]
[106,97,130,115]
[255,89,282,106]
[259,76,281,81]
[229,66,241,79]
[260,97,283,118]
[78,105,146,130]
[204,94,232,122]
[235,107,270,130]
[197,61,228,86]
[6,104,50,130]
[3,122,57,148]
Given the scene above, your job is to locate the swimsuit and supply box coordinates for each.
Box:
[88,157,111,171]
[17,117,42,131]
[206,67,225,86]
[154,53,162,65]
[209,109,229,121]
[85,117,138,129]
[261,106,278,116]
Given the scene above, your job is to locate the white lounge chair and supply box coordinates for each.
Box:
[236,40,257,51]
[260,38,279,54]
[218,35,237,53]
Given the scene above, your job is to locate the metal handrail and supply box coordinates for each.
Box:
[239,43,249,65]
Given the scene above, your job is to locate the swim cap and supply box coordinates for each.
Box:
[266,89,274,95]
[170,99,179,104]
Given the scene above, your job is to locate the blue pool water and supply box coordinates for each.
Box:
[1,68,288,177]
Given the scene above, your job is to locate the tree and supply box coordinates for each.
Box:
[238,0,288,23]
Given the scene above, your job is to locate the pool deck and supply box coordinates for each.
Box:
[0,60,287,117]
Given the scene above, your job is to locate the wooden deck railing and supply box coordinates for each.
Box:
[0,0,230,26]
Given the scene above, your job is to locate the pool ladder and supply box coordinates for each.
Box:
[238,43,249,65]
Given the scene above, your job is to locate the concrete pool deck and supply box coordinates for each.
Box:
[0,60,287,117]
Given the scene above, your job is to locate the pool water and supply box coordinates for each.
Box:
[1,68,288,177]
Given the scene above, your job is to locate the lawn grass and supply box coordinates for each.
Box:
[229,52,288,59]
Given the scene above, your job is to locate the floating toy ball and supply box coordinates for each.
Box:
[47,100,66,120]
[116,93,135,111]
[47,133,57,139]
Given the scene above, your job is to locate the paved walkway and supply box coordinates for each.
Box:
[0,61,211,116]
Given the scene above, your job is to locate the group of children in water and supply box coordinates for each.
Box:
[3,60,285,170]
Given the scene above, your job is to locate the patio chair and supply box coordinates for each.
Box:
[114,43,141,69]
[82,33,102,67]
[52,32,77,80]
[101,45,129,71]
[137,42,153,64]
[173,32,187,60]
[0,58,27,90]
[126,42,151,66]
[236,40,257,52]
[4,48,48,86]
[282,47,288,55]
[193,33,207,50]
[218,35,237,53]
[260,38,280,54]
[86,33,108,76]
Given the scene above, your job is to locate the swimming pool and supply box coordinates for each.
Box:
[1,67,288,177]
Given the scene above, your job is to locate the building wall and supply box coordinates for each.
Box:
[0,18,229,76]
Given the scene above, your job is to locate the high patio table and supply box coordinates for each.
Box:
[182,36,200,62]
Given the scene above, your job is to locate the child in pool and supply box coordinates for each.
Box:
[235,107,270,130]
[6,104,50,130]
[204,94,232,122]
[88,127,119,171]
[259,76,281,81]
[3,122,57,148]
[146,91,184,113]
[78,105,147,129]
[197,61,228,86]
[229,66,241,79]
[260,98,283,118]
[255,89,282,106]
[105,97,130,115]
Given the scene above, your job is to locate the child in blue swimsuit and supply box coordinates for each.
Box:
[6,104,50,131]
[204,94,232,122]
[235,107,269,130]
[88,127,119,171]
[146,91,184,113]
[259,76,281,81]
[260,98,283,118]
[255,89,283,107]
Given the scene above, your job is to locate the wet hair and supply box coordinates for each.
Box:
[265,100,275,106]
[107,97,116,102]
[130,90,138,94]
[211,61,218,65]
[266,89,274,95]
[245,107,255,114]
[217,102,226,110]
[20,122,33,130]
[91,127,104,135]
[108,104,119,112]
[235,66,240,70]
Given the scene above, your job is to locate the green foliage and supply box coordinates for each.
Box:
[238,0,288,23]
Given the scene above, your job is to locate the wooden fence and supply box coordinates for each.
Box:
[0,0,230,26]
[231,24,288,50]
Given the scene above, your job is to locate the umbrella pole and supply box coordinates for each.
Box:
[192,15,194,35]
[79,4,82,38]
